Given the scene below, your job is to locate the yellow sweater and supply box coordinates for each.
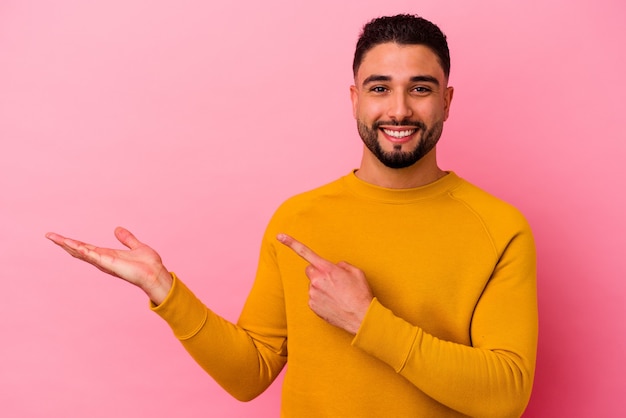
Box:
[152,171,537,417]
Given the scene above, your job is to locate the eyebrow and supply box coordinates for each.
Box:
[362,74,440,87]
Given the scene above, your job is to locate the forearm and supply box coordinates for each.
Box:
[352,299,536,417]
[151,274,287,401]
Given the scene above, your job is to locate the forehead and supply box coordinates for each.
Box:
[356,42,445,84]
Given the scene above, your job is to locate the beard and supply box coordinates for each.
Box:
[357,118,444,169]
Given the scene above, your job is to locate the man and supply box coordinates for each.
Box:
[47,14,537,417]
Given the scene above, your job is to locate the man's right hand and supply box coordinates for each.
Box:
[46,227,173,305]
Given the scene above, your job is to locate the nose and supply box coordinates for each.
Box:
[387,92,413,121]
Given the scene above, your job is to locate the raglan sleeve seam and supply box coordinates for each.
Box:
[447,192,501,259]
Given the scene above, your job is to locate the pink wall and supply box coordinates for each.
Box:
[1,0,624,416]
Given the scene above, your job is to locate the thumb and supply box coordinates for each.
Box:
[114,226,142,250]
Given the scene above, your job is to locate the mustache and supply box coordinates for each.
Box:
[372,119,427,130]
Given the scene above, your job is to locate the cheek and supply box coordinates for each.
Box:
[355,100,385,123]
[415,101,446,122]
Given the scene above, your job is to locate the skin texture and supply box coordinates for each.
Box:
[350,42,453,189]
[276,233,373,334]
[46,41,454,334]
[46,227,172,305]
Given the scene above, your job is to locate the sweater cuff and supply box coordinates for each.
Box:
[351,297,419,372]
[150,273,208,340]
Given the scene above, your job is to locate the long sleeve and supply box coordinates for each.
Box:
[151,273,287,401]
[352,219,538,417]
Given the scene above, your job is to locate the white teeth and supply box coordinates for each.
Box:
[383,129,416,138]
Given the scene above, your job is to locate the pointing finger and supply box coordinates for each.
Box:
[276,233,333,270]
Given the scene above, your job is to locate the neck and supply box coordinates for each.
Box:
[355,147,446,189]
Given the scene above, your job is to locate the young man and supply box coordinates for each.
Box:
[47,14,537,417]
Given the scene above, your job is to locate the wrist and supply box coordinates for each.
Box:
[346,298,373,335]
[144,269,173,306]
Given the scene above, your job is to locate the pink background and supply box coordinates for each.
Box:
[1,0,624,416]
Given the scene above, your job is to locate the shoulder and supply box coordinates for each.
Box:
[264,175,347,231]
[448,176,533,240]
[274,176,346,214]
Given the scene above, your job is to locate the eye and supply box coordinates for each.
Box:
[412,86,432,95]
[370,86,389,93]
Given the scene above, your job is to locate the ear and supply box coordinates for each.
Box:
[349,84,359,119]
[443,86,454,121]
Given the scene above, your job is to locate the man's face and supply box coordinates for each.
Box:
[350,42,453,169]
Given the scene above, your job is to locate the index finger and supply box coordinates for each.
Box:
[276,233,333,270]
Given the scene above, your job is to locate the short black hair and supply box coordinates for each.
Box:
[353,14,450,79]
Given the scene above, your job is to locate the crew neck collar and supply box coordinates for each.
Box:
[341,170,461,203]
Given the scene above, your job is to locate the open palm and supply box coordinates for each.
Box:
[46,226,173,304]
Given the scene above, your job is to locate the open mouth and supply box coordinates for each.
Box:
[379,127,419,144]
[381,128,416,139]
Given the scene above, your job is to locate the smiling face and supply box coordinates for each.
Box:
[350,42,453,171]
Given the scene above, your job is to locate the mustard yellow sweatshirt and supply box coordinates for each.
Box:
[152,171,537,417]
